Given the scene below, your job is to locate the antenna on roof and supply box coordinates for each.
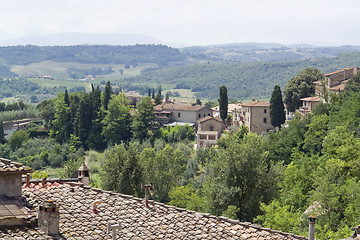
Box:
[107,221,121,240]
[141,182,153,208]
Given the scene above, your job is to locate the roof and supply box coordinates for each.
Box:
[197,131,219,135]
[197,116,223,124]
[154,103,210,112]
[0,180,308,239]
[0,195,36,227]
[329,81,347,92]
[242,100,270,107]
[324,67,355,77]
[212,103,243,113]
[300,96,322,102]
[0,158,32,174]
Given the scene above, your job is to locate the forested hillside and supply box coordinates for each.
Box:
[0,44,185,68]
[125,51,360,100]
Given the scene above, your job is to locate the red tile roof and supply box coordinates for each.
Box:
[0,181,307,239]
[154,103,209,112]
[0,158,32,174]
[241,100,270,107]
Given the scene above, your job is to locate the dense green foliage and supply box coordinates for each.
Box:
[270,85,285,128]
[283,68,324,112]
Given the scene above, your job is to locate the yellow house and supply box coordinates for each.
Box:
[232,100,274,133]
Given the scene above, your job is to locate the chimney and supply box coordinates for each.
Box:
[349,225,360,238]
[38,200,59,236]
[308,215,316,240]
[78,162,90,186]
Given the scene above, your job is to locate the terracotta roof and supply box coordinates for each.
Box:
[0,158,32,174]
[324,67,354,77]
[0,181,308,239]
[329,82,347,92]
[154,103,209,112]
[212,103,242,113]
[197,131,219,135]
[241,101,270,107]
[197,116,223,124]
[300,96,322,102]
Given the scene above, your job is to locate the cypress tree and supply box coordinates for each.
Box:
[152,88,155,99]
[270,85,286,129]
[219,86,228,122]
[102,81,112,110]
[0,121,6,144]
[64,89,70,106]
[148,88,151,97]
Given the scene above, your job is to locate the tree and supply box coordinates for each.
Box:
[101,143,143,197]
[148,88,151,97]
[196,99,202,105]
[270,85,286,129]
[64,89,70,106]
[283,68,323,112]
[102,94,132,144]
[152,88,155,99]
[204,133,281,221]
[219,85,228,122]
[102,80,112,110]
[132,97,155,140]
[0,121,6,144]
[154,87,162,105]
[49,98,71,143]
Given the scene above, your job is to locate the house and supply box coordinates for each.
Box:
[298,96,322,116]
[0,157,307,239]
[154,103,213,125]
[196,116,225,148]
[124,91,142,105]
[314,67,359,96]
[231,100,274,133]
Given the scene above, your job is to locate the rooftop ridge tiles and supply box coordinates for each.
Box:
[21,181,308,239]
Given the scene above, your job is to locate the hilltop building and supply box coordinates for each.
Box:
[154,103,213,126]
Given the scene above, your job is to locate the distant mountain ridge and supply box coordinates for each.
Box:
[0,33,162,46]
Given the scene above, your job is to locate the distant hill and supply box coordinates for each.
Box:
[0,33,162,46]
[124,51,360,100]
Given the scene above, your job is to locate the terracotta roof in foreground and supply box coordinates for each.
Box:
[0,181,308,239]
[0,158,32,173]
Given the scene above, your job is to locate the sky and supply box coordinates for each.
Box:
[1,0,360,46]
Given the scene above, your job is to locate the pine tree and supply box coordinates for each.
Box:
[270,85,286,129]
[219,86,228,122]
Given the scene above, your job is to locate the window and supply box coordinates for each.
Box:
[208,113,211,116]
[264,109,267,113]
[263,118,267,123]
[204,114,206,117]
[178,112,181,117]
[210,126,214,131]
[208,135,216,140]
[199,114,201,118]
[199,135,207,140]
[243,112,245,116]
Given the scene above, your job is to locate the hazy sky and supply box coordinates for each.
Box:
[1,0,359,46]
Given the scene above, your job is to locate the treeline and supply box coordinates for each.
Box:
[0,44,185,68]
[125,51,360,100]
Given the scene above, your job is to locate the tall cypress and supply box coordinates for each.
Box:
[219,85,228,122]
[102,81,112,110]
[270,85,286,129]
[64,89,70,106]
[0,121,6,144]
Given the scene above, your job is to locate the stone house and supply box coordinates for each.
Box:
[196,116,225,148]
[298,96,322,116]
[231,100,274,133]
[154,103,213,125]
[314,67,359,96]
